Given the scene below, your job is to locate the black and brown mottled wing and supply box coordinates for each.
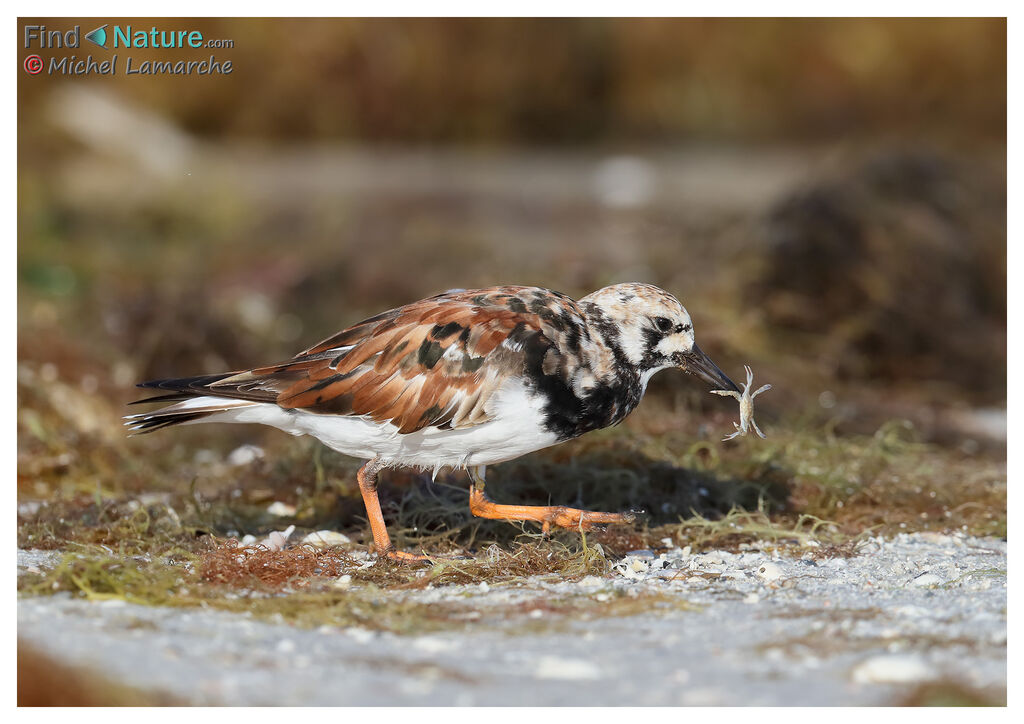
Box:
[276,290,546,432]
[137,287,593,435]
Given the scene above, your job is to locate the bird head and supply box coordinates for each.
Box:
[580,283,739,392]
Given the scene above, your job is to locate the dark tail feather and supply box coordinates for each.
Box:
[133,373,237,400]
[125,372,260,435]
[132,371,280,406]
[125,410,219,434]
[127,392,195,405]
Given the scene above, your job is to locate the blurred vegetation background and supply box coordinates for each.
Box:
[17,18,1006,546]
[18,18,1007,145]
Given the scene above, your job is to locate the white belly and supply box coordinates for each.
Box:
[200,378,561,470]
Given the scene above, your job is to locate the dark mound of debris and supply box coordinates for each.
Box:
[749,149,1005,404]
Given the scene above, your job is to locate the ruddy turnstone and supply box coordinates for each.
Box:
[127,283,739,560]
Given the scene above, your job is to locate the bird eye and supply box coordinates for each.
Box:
[654,316,673,333]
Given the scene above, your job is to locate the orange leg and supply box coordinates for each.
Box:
[356,459,431,562]
[467,467,635,534]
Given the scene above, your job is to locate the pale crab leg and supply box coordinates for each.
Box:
[749,384,771,439]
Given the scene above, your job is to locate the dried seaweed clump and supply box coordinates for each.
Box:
[749,149,1005,403]
[198,541,352,589]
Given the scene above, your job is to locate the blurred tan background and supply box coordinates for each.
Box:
[18,18,1006,507]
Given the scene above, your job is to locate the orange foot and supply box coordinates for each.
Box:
[380,548,473,563]
[469,487,636,534]
[380,548,435,563]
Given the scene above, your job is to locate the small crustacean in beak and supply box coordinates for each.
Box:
[711,365,771,441]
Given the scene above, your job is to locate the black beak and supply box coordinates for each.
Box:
[682,344,739,392]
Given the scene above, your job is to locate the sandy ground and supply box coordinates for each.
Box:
[17,532,1006,706]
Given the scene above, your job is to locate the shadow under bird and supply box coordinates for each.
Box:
[127,283,739,560]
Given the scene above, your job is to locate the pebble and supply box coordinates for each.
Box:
[757,562,784,581]
[614,557,651,580]
[331,575,352,590]
[263,526,296,551]
[851,655,935,684]
[656,555,675,570]
[625,549,655,559]
[301,531,351,548]
[909,572,944,588]
[266,502,297,517]
[227,444,265,467]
